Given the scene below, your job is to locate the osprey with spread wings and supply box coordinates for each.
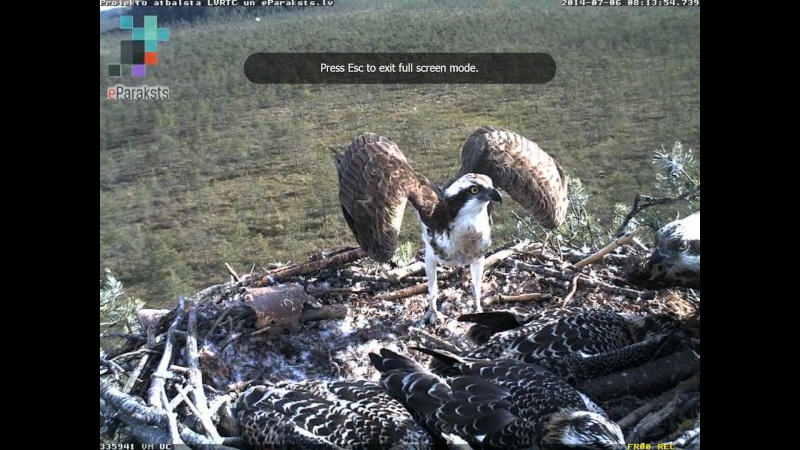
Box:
[333,126,569,323]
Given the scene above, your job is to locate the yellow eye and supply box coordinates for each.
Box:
[677,241,688,251]
[469,186,480,195]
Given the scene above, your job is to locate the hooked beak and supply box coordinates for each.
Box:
[649,248,665,264]
[484,188,502,203]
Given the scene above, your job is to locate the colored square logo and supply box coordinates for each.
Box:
[119,15,133,29]
[108,64,121,77]
[110,15,169,79]
[132,65,146,78]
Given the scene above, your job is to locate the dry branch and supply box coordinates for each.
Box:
[577,350,700,402]
[490,293,552,304]
[561,273,581,306]
[148,298,185,410]
[300,304,348,322]
[573,227,646,269]
[614,186,701,237]
[387,261,424,280]
[484,240,530,270]
[185,302,223,442]
[618,374,700,429]
[375,283,429,301]
[626,392,700,443]
[253,248,367,286]
[224,262,240,281]
[409,327,462,353]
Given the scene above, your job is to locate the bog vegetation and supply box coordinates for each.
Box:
[99,0,700,308]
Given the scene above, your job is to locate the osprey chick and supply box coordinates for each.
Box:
[630,212,700,289]
[237,380,433,449]
[450,307,678,384]
[369,348,626,450]
[334,126,568,323]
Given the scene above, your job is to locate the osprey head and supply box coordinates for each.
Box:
[652,212,700,272]
[444,173,502,204]
[543,411,626,449]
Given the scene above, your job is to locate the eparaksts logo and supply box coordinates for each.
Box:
[107,85,170,100]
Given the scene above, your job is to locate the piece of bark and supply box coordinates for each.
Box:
[242,283,311,330]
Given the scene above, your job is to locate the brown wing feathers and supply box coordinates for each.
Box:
[457,126,568,229]
[335,133,438,262]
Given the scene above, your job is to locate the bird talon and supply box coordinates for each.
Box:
[418,309,446,326]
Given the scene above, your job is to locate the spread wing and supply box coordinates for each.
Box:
[334,133,439,262]
[456,126,568,229]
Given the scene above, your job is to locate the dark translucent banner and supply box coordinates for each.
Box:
[243,53,556,84]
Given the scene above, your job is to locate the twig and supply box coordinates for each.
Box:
[309,286,375,297]
[615,186,701,237]
[254,248,367,286]
[148,298,185,410]
[224,262,240,281]
[512,261,649,300]
[110,347,157,363]
[160,388,183,443]
[484,240,530,270]
[204,306,232,340]
[561,273,581,306]
[387,261,424,281]
[374,283,429,301]
[100,357,126,374]
[618,374,700,429]
[627,391,699,443]
[573,227,646,269]
[168,384,194,411]
[185,301,223,442]
[409,327,462,353]
[122,353,149,394]
[490,293,552,304]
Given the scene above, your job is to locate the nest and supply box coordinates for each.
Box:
[100,240,700,449]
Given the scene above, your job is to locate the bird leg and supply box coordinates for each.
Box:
[470,258,485,313]
[419,252,445,325]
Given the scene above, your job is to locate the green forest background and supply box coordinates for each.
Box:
[99,0,700,308]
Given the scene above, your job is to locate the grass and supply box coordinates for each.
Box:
[99,1,700,308]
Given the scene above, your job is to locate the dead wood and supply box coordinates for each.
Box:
[185,302,222,442]
[577,350,700,402]
[614,186,701,237]
[300,304,348,322]
[253,248,367,286]
[148,298,185,410]
[375,282,429,301]
[387,261,424,280]
[491,292,552,304]
[618,374,700,429]
[224,262,240,281]
[626,392,700,443]
[484,240,530,269]
[409,326,462,353]
[573,227,646,269]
